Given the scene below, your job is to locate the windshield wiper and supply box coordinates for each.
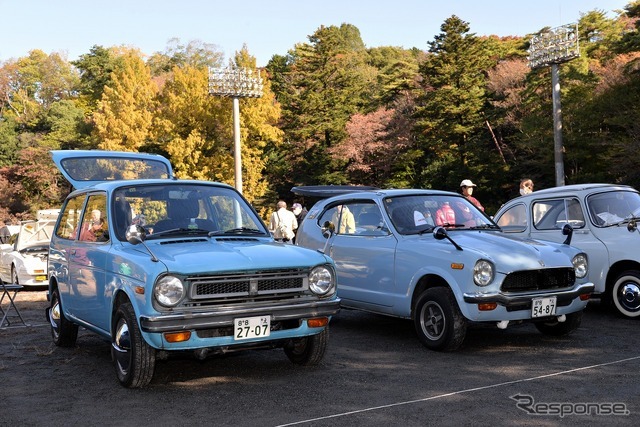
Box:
[209,227,264,236]
[148,228,210,238]
[468,224,501,230]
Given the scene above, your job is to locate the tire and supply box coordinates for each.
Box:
[49,288,78,347]
[611,270,640,318]
[414,287,467,351]
[534,311,583,336]
[284,327,328,365]
[111,302,156,388]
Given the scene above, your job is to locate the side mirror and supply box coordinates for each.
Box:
[562,223,573,245]
[126,224,146,245]
[433,226,462,250]
[628,219,638,233]
[321,221,335,239]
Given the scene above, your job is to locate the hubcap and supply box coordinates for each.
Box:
[618,282,640,311]
[112,320,132,373]
[49,300,61,337]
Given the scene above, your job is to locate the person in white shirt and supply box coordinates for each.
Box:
[269,200,298,243]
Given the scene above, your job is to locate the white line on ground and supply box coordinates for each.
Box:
[276,355,640,426]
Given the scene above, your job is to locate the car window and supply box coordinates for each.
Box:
[56,196,85,240]
[533,198,585,230]
[318,204,357,235]
[496,204,527,232]
[77,194,109,243]
[587,191,640,226]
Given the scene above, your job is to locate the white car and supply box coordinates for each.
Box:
[494,184,640,318]
[0,210,59,287]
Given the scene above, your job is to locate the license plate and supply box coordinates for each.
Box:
[36,275,47,282]
[532,296,557,318]
[234,316,271,340]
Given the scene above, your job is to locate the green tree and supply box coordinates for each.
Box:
[269,24,377,192]
[414,16,497,194]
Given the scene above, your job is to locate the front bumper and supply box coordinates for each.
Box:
[463,282,595,307]
[139,297,341,333]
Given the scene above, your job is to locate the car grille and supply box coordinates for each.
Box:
[501,267,575,292]
[188,269,308,300]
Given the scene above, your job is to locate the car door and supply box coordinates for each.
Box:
[323,200,398,311]
[67,193,110,330]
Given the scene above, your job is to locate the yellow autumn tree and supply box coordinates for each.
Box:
[154,46,283,203]
[93,49,157,151]
[154,65,234,182]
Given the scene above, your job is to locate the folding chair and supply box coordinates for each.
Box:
[1,281,27,327]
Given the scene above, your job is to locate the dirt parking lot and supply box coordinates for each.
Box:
[1,290,639,426]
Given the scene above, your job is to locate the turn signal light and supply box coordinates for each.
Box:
[164,331,192,343]
[307,317,329,328]
[579,293,591,301]
[478,302,497,311]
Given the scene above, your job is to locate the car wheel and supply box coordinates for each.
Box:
[414,287,467,351]
[611,270,640,318]
[284,327,328,365]
[11,265,19,285]
[534,311,583,336]
[111,302,156,388]
[49,288,78,347]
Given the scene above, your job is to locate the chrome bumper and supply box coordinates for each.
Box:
[140,298,341,333]
[463,282,595,307]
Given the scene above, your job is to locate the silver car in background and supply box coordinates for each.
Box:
[495,183,640,318]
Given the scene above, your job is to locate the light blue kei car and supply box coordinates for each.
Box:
[47,150,340,388]
[294,187,595,351]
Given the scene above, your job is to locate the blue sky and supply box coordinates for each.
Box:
[0,0,631,66]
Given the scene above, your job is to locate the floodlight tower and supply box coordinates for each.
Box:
[528,23,579,187]
[209,67,264,194]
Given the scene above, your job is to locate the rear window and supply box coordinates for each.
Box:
[60,157,171,182]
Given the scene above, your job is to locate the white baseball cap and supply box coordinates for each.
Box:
[460,179,476,187]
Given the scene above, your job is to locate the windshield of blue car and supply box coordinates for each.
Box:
[587,190,640,227]
[383,194,496,235]
[112,184,269,240]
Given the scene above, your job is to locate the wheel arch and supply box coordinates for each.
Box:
[606,260,640,293]
[411,274,451,317]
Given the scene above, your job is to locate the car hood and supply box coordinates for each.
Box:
[433,231,576,272]
[143,237,331,273]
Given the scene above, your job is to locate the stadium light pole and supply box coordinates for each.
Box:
[528,23,579,187]
[208,67,264,194]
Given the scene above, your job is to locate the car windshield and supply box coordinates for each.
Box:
[587,190,640,227]
[111,184,268,241]
[383,194,497,235]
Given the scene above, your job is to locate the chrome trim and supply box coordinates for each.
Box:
[140,298,340,332]
[463,282,594,307]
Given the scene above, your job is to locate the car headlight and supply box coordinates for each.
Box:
[309,265,336,296]
[473,260,494,286]
[572,253,588,279]
[154,275,185,307]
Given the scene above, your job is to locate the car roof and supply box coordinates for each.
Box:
[311,188,461,204]
[51,150,174,190]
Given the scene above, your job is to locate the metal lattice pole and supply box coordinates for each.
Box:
[209,67,264,193]
[528,23,579,187]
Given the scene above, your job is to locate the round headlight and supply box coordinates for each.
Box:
[572,253,588,279]
[154,275,185,307]
[309,266,335,295]
[473,260,494,286]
